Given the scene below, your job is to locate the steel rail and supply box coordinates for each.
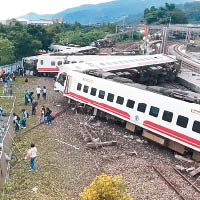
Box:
[172,43,200,74]
[174,44,200,64]
[172,166,200,193]
[152,165,186,200]
[182,61,200,74]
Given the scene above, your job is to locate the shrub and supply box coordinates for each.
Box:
[80,173,131,200]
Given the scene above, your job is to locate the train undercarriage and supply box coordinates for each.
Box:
[68,98,200,161]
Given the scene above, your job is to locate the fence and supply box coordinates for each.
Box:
[0,96,16,184]
[0,62,21,74]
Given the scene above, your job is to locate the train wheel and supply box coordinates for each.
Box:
[134,126,143,135]
[42,72,48,77]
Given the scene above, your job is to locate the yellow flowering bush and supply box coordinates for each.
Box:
[80,173,131,200]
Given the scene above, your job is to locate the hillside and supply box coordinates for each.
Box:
[178,1,200,23]
[18,0,191,24]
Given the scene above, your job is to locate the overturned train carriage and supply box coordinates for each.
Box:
[54,54,200,161]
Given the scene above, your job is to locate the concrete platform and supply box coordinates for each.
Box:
[178,68,200,93]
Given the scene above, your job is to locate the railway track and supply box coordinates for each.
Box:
[153,165,200,200]
[181,61,200,74]
[172,43,200,74]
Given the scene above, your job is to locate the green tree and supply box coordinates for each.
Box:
[31,40,43,54]
[0,38,15,65]
[27,24,54,51]
[165,3,175,11]
[144,4,188,25]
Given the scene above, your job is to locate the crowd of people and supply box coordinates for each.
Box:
[12,83,56,171]
[0,68,17,83]
[0,66,53,171]
[12,84,56,132]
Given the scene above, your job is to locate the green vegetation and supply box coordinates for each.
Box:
[0,20,53,64]
[179,1,200,24]
[144,3,188,25]
[0,21,116,66]
[80,173,131,200]
[0,38,15,65]
[0,77,68,200]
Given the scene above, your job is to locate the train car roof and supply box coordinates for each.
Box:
[59,54,177,73]
[66,55,138,63]
[86,54,176,72]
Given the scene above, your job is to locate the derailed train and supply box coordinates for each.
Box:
[54,54,200,161]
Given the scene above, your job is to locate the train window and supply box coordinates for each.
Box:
[40,60,43,65]
[90,88,97,96]
[98,90,105,99]
[149,106,160,117]
[126,99,135,109]
[83,85,89,93]
[162,111,173,122]
[51,61,55,66]
[58,61,62,66]
[192,121,200,134]
[107,93,114,102]
[77,83,82,91]
[137,103,147,113]
[116,96,124,105]
[57,73,66,86]
[176,115,188,128]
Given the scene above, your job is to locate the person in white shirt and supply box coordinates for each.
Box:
[26,143,37,170]
[36,86,41,100]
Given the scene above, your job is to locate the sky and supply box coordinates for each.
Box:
[0,0,114,20]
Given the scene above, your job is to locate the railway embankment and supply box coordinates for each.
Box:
[0,76,199,199]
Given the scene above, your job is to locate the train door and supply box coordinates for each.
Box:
[64,75,72,94]
[55,72,67,93]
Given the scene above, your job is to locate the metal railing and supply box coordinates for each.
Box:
[0,96,16,183]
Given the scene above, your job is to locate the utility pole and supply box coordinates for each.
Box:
[185,28,191,45]
[160,27,168,54]
[169,16,172,27]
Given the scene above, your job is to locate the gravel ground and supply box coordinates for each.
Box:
[3,76,200,200]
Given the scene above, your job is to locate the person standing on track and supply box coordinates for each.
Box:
[0,106,3,121]
[36,86,41,100]
[42,86,47,100]
[40,105,45,122]
[24,90,29,105]
[13,113,20,131]
[25,143,37,171]
[31,100,38,115]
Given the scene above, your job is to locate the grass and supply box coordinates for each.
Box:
[0,97,14,114]
[0,76,71,200]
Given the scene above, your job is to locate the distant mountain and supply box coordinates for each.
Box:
[19,12,54,21]
[18,0,193,24]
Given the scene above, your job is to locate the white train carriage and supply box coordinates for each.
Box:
[54,54,177,93]
[37,55,67,73]
[55,69,200,160]
[38,53,176,74]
